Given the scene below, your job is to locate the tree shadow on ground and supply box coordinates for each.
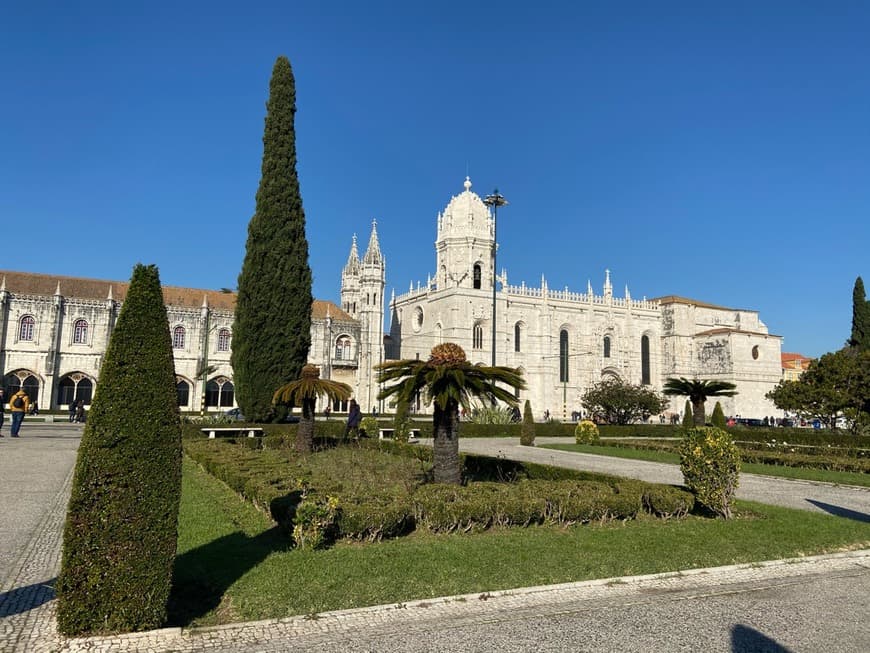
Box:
[167,524,289,626]
[805,499,870,523]
[731,624,794,652]
[0,579,56,617]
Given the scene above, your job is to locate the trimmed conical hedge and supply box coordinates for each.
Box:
[57,264,182,635]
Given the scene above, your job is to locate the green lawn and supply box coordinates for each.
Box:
[170,457,870,627]
[545,443,870,488]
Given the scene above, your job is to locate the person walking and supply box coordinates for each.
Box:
[9,388,30,437]
[74,399,86,423]
[0,389,6,437]
[68,399,77,423]
[344,399,362,441]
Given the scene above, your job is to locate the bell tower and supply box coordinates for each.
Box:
[434,177,494,292]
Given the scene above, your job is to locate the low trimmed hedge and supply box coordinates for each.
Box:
[184,438,695,550]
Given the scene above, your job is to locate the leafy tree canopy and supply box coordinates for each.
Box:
[581,378,668,425]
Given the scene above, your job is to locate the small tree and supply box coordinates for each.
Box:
[580,378,668,425]
[682,401,693,428]
[678,426,740,519]
[57,264,182,635]
[850,276,870,351]
[273,365,351,452]
[575,420,600,444]
[664,377,738,427]
[520,399,535,446]
[393,398,411,442]
[711,401,727,428]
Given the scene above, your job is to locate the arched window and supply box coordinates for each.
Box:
[19,316,35,341]
[335,335,352,360]
[217,328,231,352]
[6,374,40,403]
[603,335,611,358]
[559,330,569,383]
[514,322,522,352]
[473,323,483,350]
[73,319,89,344]
[56,374,93,405]
[205,378,235,407]
[172,325,186,349]
[641,335,651,385]
[176,380,190,407]
[473,264,482,289]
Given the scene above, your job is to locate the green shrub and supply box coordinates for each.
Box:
[393,399,411,443]
[678,427,740,519]
[520,400,535,446]
[682,401,693,428]
[575,420,600,444]
[57,265,183,635]
[711,402,726,428]
[338,493,415,541]
[359,416,379,438]
[293,493,341,550]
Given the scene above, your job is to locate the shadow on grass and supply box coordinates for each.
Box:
[731,624,793,652]
[167,525,289,627]
[805,499,870,523]
[0,578,56,617]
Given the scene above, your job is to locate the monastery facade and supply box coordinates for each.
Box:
[1,178,782,419]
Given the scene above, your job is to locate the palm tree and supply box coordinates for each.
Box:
[663,377,738,426]
[376,343,526,484]
[273,365,352,452]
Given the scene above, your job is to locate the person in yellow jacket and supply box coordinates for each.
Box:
[9,389,30,438]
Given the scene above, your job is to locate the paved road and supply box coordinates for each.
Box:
[2,427,869,652]
[458,437,870,518]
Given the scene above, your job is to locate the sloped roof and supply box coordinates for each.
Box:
[781,352,814,364]
[653,295,747,312]
[0,270,352,320]
[695,327,780,338]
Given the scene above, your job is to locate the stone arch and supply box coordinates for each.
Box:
[4,369,43,404]
[175,375,194,408]
[57,371,96,406]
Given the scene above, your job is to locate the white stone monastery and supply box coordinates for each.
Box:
[0,177,783,420]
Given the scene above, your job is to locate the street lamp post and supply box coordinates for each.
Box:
[483,188,508,367]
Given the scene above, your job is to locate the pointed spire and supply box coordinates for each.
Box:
[362,219,383,266]
[1,276,6,292]
[625,285,631,302]
[107,285,114,301]
[343,234,360,276]
[202,293,209,309]
[587,279,593,297]
[604,269,612,298]
[55,281,62,296]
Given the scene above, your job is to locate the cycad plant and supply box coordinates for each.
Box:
[664,377,738,427]
[377,343,525,484]
[273,365,351,452]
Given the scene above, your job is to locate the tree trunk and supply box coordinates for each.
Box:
[296,397,315,453]
[692,399,706,426]
[432,402,461,484]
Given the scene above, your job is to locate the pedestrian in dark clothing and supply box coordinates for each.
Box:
[68,400,77,423]
[75,399,86,423]
[344,399,362,440]
[0,389,5,436]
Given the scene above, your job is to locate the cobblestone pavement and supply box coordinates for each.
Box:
[2,429,869,652]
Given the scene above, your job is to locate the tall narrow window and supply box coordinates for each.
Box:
[559,330,569,382]
[176,380,190,407]
[473,264,482,289]
[514,322,522,352]
[473,323,483,350]
[641,335,650,385]
[173,325,186,349]
[217,328,231,352]
[335,335,351,360]
[73,319,88,344]
[19,315,35,341]
[603,335,611,358]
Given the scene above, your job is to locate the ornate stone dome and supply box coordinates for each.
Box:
[436,176,494,242]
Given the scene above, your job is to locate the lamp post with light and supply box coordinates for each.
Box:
[483,188,508,367]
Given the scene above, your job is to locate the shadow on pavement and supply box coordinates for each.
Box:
[167,526,288,626]
[0,578,56,617]
[805,499,870,523]
[731,624,794,652]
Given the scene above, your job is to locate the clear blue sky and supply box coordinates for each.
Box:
[2,1,868,358]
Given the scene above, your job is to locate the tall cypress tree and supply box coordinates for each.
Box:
[850,276,869,351]
[233,56,313,421]
[57,264,182,635]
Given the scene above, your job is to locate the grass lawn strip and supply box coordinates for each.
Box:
[171,457,870,627]
[546,443,870,488]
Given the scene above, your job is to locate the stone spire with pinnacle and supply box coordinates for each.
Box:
[362,220,383,266]
[343,234,360,277]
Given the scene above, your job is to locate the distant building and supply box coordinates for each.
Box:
[1,177,787,420]
[781,352,814,381]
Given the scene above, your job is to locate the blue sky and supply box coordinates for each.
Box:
[2,1,868,358]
